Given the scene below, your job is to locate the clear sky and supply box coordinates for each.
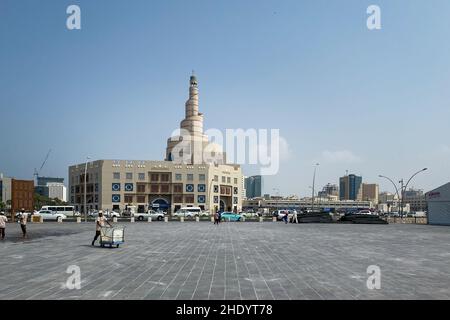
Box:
[1,0,450,197]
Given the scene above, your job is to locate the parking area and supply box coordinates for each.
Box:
[1,221,449,300]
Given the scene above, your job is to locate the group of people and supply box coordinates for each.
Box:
[0,208,29,240]
[281,209,298,224]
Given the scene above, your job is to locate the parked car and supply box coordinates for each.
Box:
[33,210,67,221]
[273,210,292,221]
[133,210,165,221]
[220,212,242,222]
[89,210,120,218]
[173,209,197,218]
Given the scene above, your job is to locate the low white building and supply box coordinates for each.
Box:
[426,182,450,226]
[47,183,67,202]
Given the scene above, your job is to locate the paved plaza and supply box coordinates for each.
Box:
[1,221,449,300]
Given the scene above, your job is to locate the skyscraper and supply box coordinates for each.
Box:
[339,174,362,201]
[245,175,263,199]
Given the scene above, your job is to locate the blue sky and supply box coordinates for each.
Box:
[1,0,450,196]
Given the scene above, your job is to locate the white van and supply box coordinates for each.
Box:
[40,206,77,217]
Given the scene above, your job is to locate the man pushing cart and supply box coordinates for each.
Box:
[91,210,125,248]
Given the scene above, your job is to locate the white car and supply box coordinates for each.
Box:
[33,210,67,221]
[173,210,196,218]
[133,210,165,221]
[89,210,120,218]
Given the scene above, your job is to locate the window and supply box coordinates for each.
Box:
[150,185,159,193]
[198,195,206,203]
[199,174,205,181]
[173,195,183,203]
[234,187,238,195]
[222,176,226,183]
[214,196,219,203]
[186,184,194,192]
[233,197,238,204]
[125,183,134,192]
[198,184,206,192]
[124,195,133,203]
[160,185,169,193]
[175,174,182,181]
[185,195,194,203]
[71,186,74,194]
[137,184,146,193]
[234,178,238,184]
[214,175,218,182]
[112,194,121,203]
[187,174,194,181]
[173,184,183,193]
[95,183,99,192]
[161,174,169,182]
[138,173,145,180]
[227,177,231,183]
[113,172,120,180]
[126,173,133,180]
[151,174,159,182]
[213,185,219,193]
[137,195,146,203]
[112,183,121,191]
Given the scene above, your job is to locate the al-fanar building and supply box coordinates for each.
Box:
[68,74,243,214]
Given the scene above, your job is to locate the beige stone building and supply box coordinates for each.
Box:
[68,74,243,214]
[362,183,379,204]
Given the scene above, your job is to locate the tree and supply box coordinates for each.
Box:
[0,201,5,211]
[33,193,67,210]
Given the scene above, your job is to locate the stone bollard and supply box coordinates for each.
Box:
[148,216,152,222]
[113,217,118,223]
[180,216,184,223]
[164,216,168,223]
[57,216,62,223]
[76,217,81,223]
[130,217,135,223]
[196,216,199,222]
[272,217,277,222]
[259,216,263,223]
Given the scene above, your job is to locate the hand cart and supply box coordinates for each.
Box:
[100,225,125,248]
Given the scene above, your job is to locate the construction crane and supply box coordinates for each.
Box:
[33,149,52,184]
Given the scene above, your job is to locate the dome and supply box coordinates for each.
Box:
[204,142,223,153]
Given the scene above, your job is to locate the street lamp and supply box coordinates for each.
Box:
[311,163,319,212]
[84,156,91,223]
[272,188,279,213]
[378,168,427,218]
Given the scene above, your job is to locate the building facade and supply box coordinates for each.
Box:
[403,188,427,212]
[69,74,243,214]
[245,175,263,199]
[339,174,362,201]
[11,179,34,215]
[69,160,242,214]
[362,183,379,204]
[35,177,67,202]
[0,173,12,205]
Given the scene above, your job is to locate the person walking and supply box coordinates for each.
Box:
[17,208,28,239]
[91,210,112,246]
[218,211,222,224]
[213,211,219,225]
[292,209,298,224]
[0,211,7,240]
[283,211,289,224]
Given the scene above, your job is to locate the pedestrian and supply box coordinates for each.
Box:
[292,209,298,224]
[214,211,219,225]
[218,211,222,224]
[18,208,28,239]
[91,210,112,246]
[0,211,7,240]
[283,211,288,224]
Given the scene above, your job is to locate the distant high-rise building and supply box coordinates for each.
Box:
[35,176,67,202]
[362,183,379,204]
[245,175,263,199]
[318,183,339,198]
[339,174,362,201]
